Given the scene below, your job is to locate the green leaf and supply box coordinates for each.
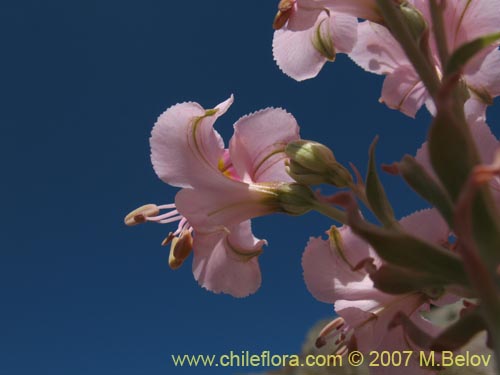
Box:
[399,155,454,226]
[366,137,396,227]
[370,263,451,294]
[428,109,476,201]
[347,208,468,286]
[430,310,486,351]
[446,32,500,75]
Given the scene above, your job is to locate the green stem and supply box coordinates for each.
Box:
[312,201,347,224]
[429,0,449,67]
[376,0,441,98]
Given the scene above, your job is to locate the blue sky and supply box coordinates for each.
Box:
[2,1,499,374]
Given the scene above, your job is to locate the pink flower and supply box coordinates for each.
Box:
[127,96,303,297]
[272,0,358,81]
[302,209,451,372]
[348,0,500,118]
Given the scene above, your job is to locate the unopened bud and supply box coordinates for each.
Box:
[400,3,427,42]
[286,140,353,187]
[168,231,193,270]
[312,17,336,61]
[124,204,159,226]
[285,160,329,185]
[276,183,316,216]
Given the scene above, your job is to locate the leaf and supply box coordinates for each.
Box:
[399,155,454,226]
[366,137,396,227]
[346,202,469,286]
[430,310,486,351]
[428,108,476,201]
[370,263,451,294]
[446,32,500,75]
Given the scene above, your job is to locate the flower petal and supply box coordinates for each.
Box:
[443,0,500,51]
[323,0,382,22]
[399,208,450,246]
[273,16,329,81]
[150,96,233,188]
[192,221,265,298]
[466,48,500,104]
[286,0,322,31]
[175,181,277,232]
[328,12,358,54]
[302,227,377,304]
[336,293,426,352]
[464,98,487,123]
[229,108,300,183]
[380,66,428,118]
[349,21,407,75]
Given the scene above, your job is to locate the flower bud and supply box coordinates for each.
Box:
[285,140,353,187]
[285,160,330,186]
[276,183,316,216]
[400,3,427,43]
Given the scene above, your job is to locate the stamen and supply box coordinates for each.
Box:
[158,203,176,210]
[158,215,184,224]
[145,209,179,222]
[316,317,348,348]
[168,231,194,270]
[124,204,160,226]
[162,232,176,247]
[336,345,348,357]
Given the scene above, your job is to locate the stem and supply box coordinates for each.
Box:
[376,0,441,98]
[312,201,348,224]
[429,0,449,67]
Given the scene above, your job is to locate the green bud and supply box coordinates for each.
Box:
[275,183,316,216]
[400,3,427,42]
[285,140,353,187]
[285,160,330,186]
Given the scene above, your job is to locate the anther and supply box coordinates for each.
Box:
[168,231,194,270]
[124,204,160,226]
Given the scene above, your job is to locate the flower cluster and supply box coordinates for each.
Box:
[127,0,500,372]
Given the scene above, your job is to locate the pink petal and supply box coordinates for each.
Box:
[464,98,487,123]
[370,322,437,375]
[380,65,428,118]
[349,21,407,75]
[273,11,356,81]
[192,221,265,298]
[470,118,500,165]
[323,0,382,22]
[466,48,500,103]
[399,208,449,245]
[302,227,377,304]
[150,96,233,189]
[444,0,500,51]
[273,14,329,81]
[336,293,426,352]
[229,108,300,183]
[286,0,322,31]
[174,181,277,232]
[328,12,358,54]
